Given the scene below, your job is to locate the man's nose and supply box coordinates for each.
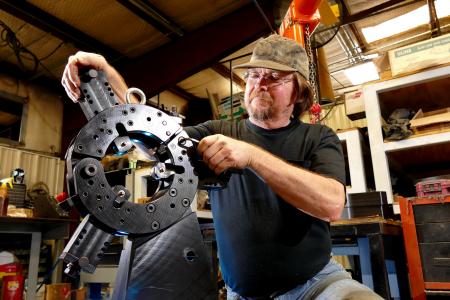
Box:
[254,77,269,89]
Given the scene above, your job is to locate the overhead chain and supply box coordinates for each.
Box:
[304,24,321,124]
[304,24,318,102]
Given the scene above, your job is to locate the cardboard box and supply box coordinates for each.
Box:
[389,33,450,77]
[45,283,71,300]
[344,89,365,120]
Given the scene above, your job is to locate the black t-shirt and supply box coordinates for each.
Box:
[185,119,345,297]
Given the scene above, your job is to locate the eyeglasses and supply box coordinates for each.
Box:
[244,70,294,88]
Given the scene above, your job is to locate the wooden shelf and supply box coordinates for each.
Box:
[364,65,450,204]
[383,131,450,152]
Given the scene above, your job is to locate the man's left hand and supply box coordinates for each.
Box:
[197,134,255,174]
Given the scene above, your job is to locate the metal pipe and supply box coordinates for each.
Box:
[427,0,441,37]
[294,0,322,16]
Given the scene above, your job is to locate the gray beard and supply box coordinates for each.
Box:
[247,90,274,121]
[248,106,273,121]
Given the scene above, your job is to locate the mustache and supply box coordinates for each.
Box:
[249,90,273,103]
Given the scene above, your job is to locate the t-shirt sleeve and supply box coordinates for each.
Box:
[309,127,346,186]
[184,120,218,140]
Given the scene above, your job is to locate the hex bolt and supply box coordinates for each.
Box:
[178,137,186,146]
[182,198,190,207]
[78,256,90,268]
[84,164,97,177]
[87,69,98,78]
[64,263,77,276]
[113,190,126,208]
[147,203,155,213]
[184,248,197,262]
[151,221,160,230]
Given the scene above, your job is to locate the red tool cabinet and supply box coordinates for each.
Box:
[399,196,450,300]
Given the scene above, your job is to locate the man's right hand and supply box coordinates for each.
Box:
[61,51,109,103]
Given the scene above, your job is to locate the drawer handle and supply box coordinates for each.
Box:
[433,258,450,267]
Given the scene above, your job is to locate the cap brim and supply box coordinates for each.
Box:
[233,59,297,72]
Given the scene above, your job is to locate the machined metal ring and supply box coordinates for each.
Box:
[69,104,198,235]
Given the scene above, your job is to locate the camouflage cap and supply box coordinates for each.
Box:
[234,34,309,80]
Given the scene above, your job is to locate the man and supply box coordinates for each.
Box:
[62,34,382,299]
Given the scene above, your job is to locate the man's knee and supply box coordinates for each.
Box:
[314,279,383,300]
[341,290,384,300]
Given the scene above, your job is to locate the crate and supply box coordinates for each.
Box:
[410,107,450,135]
[341,191,394,219]
[399,196,450,299]
[344,89,365,120]
[389,33,450,77]
[416,179,450,197]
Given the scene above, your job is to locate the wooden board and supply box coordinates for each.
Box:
[411,107,450,134]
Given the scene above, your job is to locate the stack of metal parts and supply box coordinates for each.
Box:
[7,184,33,209]
[341,191,394,220]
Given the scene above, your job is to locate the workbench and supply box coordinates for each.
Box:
[331,217,410,299]
[0,217,71,300]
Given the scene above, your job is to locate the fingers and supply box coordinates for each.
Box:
[211,156,230,174]
[61,51,107,103]
[66,56,80,89]
[198,135,232,174]
[61,54,81,102]
[206,149,230,174]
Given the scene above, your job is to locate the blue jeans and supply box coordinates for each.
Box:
[226,259,383,300]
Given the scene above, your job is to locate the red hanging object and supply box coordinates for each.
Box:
[309,102,321,124]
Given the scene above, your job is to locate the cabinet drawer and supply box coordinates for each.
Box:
[419,242,450,282]
[414,203,450,224]
[416,222,450,243]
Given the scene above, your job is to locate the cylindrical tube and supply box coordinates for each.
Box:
[1,275,24,300]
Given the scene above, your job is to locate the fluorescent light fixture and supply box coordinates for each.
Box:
[343,62,379,85]
[362,0,450,43]
[362,53,379,60]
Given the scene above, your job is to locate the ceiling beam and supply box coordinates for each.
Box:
[0,0,200,101]
[0,0,123,60]
[340,1,367,52]
[211,64,246,89]
[168,86,204,102]
[119,1,273,97]
[116,0,184,40]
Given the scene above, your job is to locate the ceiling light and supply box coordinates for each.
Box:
[362,53,379,60]
[361,0,450,43]
[343,62,379,85]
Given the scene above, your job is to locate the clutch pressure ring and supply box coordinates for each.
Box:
[66,103,198,235]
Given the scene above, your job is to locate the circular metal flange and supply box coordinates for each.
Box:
[70,104,198,235]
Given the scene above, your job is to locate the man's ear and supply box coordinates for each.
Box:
[290,83,299,106]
